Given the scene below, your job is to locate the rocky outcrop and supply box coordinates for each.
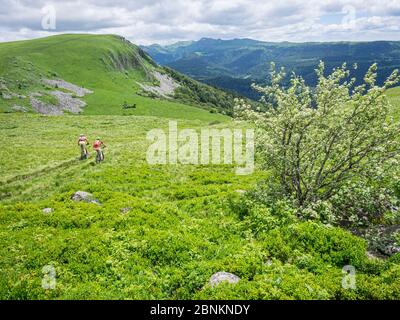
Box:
[11,105,28,112]
[49,90,87,113]
[137,71,180,98]
[43,79,93,97]
[29,94,62,116]
[71,191,101,205]
[29,79,93,115]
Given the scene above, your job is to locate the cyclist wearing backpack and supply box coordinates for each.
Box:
[78,134,89,160]
[93,137,106,163]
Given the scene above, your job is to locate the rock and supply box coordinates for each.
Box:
[71,191,101,205]
[2,91,22,100]
[11,105,27,112]
[49,90,87,113]
[2,92,12,100]
[137,71,180,98]
[120,207,132,214]
[29,89,88,115]
[42,208,53,214]
[209,272,240,288]
[382,245,400,256]
[43,79,93,97]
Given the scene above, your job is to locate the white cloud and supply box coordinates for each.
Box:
[0,0,399,44]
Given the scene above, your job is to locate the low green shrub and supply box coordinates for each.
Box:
[261,222,367,268]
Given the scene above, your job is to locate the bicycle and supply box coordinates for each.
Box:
[79,142,89,160]
[95,149,105,164]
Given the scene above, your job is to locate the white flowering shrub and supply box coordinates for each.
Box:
[236,62,400,225]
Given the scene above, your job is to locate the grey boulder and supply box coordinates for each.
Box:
[71,191,101,205]
[209,272,240,288]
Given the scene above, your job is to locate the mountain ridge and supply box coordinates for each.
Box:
[142,38,400,99]
[0,34,235,119]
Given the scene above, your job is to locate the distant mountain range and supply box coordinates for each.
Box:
[142,38,400,99]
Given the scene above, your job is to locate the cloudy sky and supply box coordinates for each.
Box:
[0,0,399,45]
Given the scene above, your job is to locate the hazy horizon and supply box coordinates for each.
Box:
[2,32,400,47]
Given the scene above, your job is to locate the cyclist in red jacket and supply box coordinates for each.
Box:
[93,137,106,163]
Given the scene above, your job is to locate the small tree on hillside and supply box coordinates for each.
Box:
[235,62,400,223]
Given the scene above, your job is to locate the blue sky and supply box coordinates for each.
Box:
[0,0,399,44]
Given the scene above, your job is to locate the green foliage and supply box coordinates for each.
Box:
[258,221,367,268]
[234,193,297,235]
[0,99,399,299]
[163,67,239,116]
[236,62,400,225]
[329,182,397,226]
[195,260,400,300]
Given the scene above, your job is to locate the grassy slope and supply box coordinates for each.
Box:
[387,86,400,120]
[0,36,399,300]
[0,34,228,121]
[0,114,259,299]
[0,113,399,299]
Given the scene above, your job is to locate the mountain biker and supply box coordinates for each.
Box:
[93,137,106,162]
[78,134,89,159]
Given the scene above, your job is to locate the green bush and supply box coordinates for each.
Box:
[330,182,396,226]
[261,222,367,268]
[235,62,400,225]
[242,202,297,235]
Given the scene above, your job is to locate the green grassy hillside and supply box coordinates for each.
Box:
[387,86,400,120]
[0,34,230,121]
[0,113,399,299]
[0,35,399,300]
[143,38,400,99]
